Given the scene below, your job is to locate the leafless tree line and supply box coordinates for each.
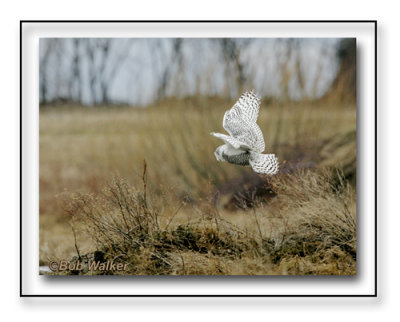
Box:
[39,38,345,106]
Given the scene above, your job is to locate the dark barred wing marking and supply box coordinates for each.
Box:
[249,153,279,175]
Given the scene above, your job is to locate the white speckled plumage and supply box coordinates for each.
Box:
[211,90,279,175]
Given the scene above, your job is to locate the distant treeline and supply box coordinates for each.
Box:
[39,38,355,107]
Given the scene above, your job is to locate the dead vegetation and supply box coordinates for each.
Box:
[40,98,356,275]
[59,165,356,275]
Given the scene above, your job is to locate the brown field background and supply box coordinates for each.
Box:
[39,97,356,275]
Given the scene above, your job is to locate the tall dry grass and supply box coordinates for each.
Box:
[40,99,355,210]
[39,97,356,274]
[62,168,356,275]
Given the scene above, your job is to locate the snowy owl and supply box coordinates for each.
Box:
[211,90,279,175]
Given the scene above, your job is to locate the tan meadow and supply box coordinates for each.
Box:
[39,97,356,275]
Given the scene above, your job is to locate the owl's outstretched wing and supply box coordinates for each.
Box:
[249,153,279,175]
[224,90,261,126]
[222,90,265,153]
[210,132,250,151]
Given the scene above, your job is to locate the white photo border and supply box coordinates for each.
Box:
[20,20,377,297]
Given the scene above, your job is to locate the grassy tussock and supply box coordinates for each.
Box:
[64,167,356,275]
[267,169,356,274]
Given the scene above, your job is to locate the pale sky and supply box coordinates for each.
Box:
[39,38,341,106]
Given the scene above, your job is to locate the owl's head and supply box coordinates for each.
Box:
[214,145,226,162]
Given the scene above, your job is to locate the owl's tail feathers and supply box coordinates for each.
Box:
[249,153,279,175]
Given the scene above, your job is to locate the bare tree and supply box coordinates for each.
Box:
[276,39,294,101]
[103,39,133,105]
[40,39,66,105]
[69,39,83,103]
[156,38,184,100]
[97,39,111,104]
[39,38,341,107]
[292,39,307,99]
[218,39,249,97]
[322,38,356,104]
[84,39,99,105]
[83,39,133,105]
[39,39,53,104]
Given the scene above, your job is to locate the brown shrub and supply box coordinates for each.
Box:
[62,167,356,275]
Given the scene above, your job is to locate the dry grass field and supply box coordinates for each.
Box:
[39,97,356,275]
